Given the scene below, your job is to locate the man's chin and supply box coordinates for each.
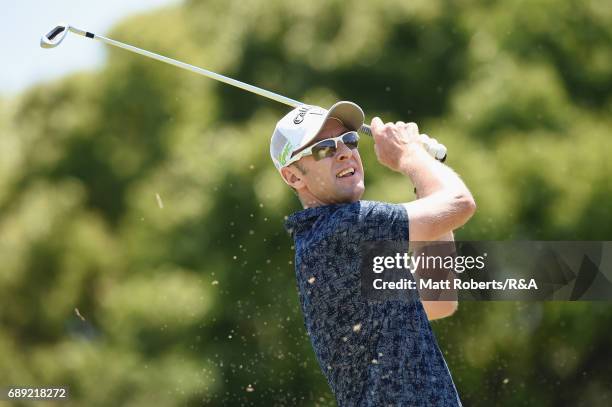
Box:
[337,184,365,203]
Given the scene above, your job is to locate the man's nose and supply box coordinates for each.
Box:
[335,142,353,161]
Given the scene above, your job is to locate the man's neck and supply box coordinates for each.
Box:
[298,191,360,209]
[297,190,328,209]
[301,197,326,209]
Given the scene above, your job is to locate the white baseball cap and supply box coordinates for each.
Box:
[270,101,365,170]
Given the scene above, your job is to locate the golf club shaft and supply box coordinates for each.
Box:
[74,29,381,134]
[65,26,445,160]
[86,31,304,108]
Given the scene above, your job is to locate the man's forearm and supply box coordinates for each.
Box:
[413,232,457,300]
[400,148,472,199]
[413,232,459,320]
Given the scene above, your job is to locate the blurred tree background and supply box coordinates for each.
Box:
[1,0,611,405]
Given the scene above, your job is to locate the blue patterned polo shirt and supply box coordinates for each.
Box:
[285,200,462,407]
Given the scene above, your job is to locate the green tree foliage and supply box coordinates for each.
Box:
[0,0,611,405]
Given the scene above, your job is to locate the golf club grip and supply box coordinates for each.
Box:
[358,124,448,162]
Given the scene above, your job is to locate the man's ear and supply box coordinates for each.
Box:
[281,165,306,190]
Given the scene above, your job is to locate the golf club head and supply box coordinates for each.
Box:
[40,24,69,48]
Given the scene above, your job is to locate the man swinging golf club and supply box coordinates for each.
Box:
[271,101,475,406]
[42,24,468,404]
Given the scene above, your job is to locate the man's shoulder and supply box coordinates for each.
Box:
[358,200,405,213]
[285,200,407,237]
[285,200,389,226]
[284,201,362,235]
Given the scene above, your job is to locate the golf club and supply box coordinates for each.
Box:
[41,23,447,161]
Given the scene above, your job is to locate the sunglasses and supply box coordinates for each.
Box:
[285,131,360,166]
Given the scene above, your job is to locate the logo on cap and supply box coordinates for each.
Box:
[293,106,311,124]
[278,142,293,166]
